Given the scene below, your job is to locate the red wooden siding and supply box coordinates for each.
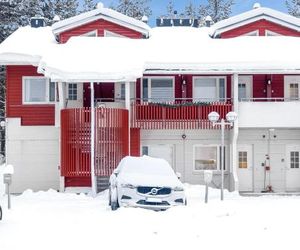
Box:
[6,65,55,126]
[59,19,143,43]
[130,128,140,156]
[61,108,129,180]
[131,101,232,130]
[252,74,284,99]
[221,19,300,38]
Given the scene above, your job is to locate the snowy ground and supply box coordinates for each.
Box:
[1,170,300,250]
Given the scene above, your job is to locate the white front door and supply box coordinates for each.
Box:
[286,145,300,191]
[237,145,253,192]
[142,145,174,169]
[238,76,253,101]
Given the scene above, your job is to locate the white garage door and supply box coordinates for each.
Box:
[142,145,174,169]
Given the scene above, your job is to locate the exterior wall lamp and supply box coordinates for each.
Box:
[208,111,238,201]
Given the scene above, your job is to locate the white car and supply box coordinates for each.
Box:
[109,156,186,211]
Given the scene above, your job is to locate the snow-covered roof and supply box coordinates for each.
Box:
[0,26,57,66]
[52,5,150,36]
[211,7,300,37]
[2,26,300,82]
[38,36,146,82]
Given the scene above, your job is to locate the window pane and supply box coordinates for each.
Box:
[142,78,148,101]
[238,83,246,101]
[194,78,217,101]
[194,146,217,170]
[49,82,56,102]
[150,79,173,102]
[142,146,148,156]
[120,83,125,100]
[290,83,299,99]
[239,151,248,169]
[219,78,225,101]
[24,78,47,102]
[68,83,77,100]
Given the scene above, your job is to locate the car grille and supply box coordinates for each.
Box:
[137,186,172,195]
[137,200,170,206]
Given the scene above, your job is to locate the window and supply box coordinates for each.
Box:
[238,83,247,101]
[81,30,97,37]
[141,78,174,102]
[104,30,125,38]
[265,30,281,36]
[290,151,299,169]
[290,83,299,100]
[142,146,149,156]
[242,30,259,36]
[193,77,226,102]
[23,77,55,104]
[239,151,248,169]
[68,83,77,100]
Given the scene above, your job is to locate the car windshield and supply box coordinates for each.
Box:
[119,156,175,176]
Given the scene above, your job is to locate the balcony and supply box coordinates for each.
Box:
[131,99,233,130]
[239,98,300,128]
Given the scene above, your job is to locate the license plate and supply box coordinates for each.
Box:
[146,197,162,203]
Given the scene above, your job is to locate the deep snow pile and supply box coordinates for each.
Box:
[1,185,300,250]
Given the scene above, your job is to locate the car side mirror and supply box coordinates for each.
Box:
[176,172,181,179]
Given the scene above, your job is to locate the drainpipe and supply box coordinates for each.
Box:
[125,81,131,155]
[231,73,239,191]
[90,82,96,196]
[58,81,65,192]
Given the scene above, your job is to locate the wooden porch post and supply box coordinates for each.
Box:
[90,82,97,196]
[125,81,131,155]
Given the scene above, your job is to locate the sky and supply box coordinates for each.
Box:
[96,0,288,26]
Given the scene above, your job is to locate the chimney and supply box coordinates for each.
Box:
[141,15,148,24]
[205,16,213,27]
[253,3,261,9]
[30,16,45,28]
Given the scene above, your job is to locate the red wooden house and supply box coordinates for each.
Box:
[1,4,300,194]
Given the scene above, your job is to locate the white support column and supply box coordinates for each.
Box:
[230,73,239,191]
[125,81,131,155]
[90,82,97,196]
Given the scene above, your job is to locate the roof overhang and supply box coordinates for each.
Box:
[212,7,300,37]
[52,8,150,37]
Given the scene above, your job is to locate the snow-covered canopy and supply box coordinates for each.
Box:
[2,26,300,82]
[0,26,57,66]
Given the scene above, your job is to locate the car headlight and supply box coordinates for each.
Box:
[173,186,184,192]
[121,183,136,189]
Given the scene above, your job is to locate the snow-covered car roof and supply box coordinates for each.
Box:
[116,156,183,188]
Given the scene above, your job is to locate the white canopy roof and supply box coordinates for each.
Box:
[2,26,300,82]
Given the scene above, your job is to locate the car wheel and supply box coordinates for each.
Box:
[185,199,187,206]
[0,205,2,220]
[108,188,111,206]
[111,201,119,211]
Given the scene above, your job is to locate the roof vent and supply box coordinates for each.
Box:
[30,16,45,28]
[141,15,148,24]
[97,2,104,9]
[53,15,60,22]
[253,3,261,9]
[205,16,213,27]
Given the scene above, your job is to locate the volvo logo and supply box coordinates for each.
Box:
[150,188,159,195]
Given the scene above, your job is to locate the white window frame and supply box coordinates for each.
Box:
[81,30,97,37]
[67,83,78,101]
[22,76,54,104]
[192,76,227,102]
[193,144,227,172]
[104,29,125,38]
[141,76,175,102]
[265,30,281,36]
[242,30,259,36]
[284,75,300,100]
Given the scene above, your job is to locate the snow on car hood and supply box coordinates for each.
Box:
[119,173,183,188]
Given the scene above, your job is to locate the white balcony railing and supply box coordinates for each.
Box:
[239,100,300,128]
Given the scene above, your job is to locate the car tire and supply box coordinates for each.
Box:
[185,199,187,206]
[108,188,111,206]
[111,201,119,211]
[0,205,2,220]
